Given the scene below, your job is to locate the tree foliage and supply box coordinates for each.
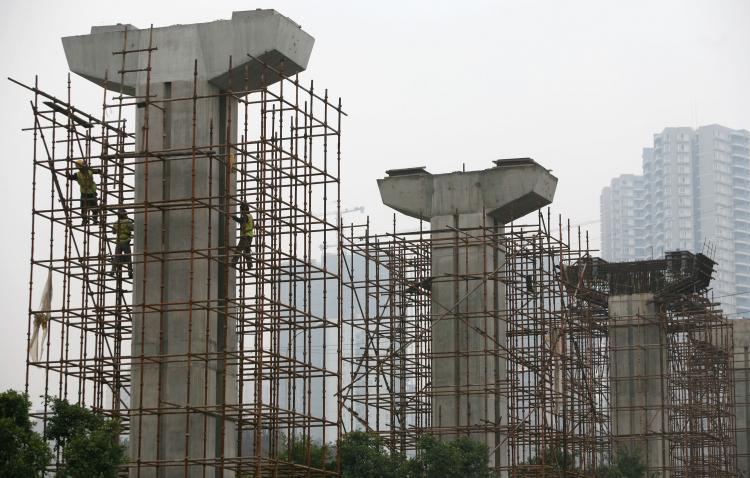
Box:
[406,434,491,478]
[520,443,647,478]
[279,433,336,472]
[518,444,577,476]
[45,397,103,450]
[62,420,125,478]
[44,397,125,478]
[595,446,647,478]
[338,432,489,478]
[339,431,405,478]
[0,390,52,478]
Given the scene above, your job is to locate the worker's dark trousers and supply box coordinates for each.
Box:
[112,240,132,278]
[233,236,253,268]
[80,193,98,224]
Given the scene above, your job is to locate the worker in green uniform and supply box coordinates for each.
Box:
[110,208,134,279]
[232,201,254,269]
[66,159,102,225]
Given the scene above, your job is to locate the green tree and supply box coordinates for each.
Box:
[339,431,405,478]
[518,443,579,476]
[407,434,491,478]
[595,446,646,478]
[63,420,125,478]
[44,398,125,478]
[0,389,52,477]
[279,433,336,472]
[45,398,102,450]
[518,443,647,478]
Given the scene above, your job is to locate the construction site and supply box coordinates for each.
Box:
[13,9,744,478]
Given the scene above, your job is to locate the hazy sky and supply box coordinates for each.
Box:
[1,0,749,393]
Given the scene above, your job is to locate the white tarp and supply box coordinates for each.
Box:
[29,271,52,362]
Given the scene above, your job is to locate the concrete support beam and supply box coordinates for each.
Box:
[431,211,499,453]
[608,294,669,475]
[378,159,557,473]
[62,10,314,478]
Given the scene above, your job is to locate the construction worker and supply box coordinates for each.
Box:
[109,209,134,279]
[66,159,101,224]
[232,201,254,269]
[525,274,536,294]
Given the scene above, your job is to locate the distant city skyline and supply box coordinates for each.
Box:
[601,124,750,317]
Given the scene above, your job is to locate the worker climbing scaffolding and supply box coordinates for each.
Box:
[109,208,133,279]
[232,201,254,269]
[66,159,101,225]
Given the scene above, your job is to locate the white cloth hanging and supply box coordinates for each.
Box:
[29,271,52,361]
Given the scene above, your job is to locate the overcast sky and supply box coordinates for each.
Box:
[1,0,749,393]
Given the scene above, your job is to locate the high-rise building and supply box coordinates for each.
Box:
[600,125,750,317]
[600,174,646,260]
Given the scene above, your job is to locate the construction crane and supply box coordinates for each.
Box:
[320,206,364,217]
[319,206,365,253]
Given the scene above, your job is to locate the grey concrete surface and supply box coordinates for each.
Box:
[378,159,557,473]
[63,10,314,478]
[608,293,669,475]
[63,9,314,94]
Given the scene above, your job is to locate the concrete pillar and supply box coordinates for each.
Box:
[608,293,669,475]
[378,159,557,473]
[734,318,750,478]
[62,11,314,478]
[431,211,499,451]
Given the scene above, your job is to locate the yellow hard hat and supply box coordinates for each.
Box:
[75,159,85,167]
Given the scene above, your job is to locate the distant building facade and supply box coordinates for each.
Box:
[601,125,750,317]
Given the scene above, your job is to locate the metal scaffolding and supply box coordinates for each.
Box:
[14,25,737,478]
[506,216,610,476]
[666,296,735,477]
[340,212,612,476]
[564,252,737,477]
[340,217,736,477]
[18,25,343,477]
[340,219,432,453]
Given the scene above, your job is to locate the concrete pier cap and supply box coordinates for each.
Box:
[377,158,558,222]
[377,158,556,475]
[62,9,314,94]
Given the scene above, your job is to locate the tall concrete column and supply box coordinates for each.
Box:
[378,159,557,473]
[62,11,314,477]
[608,293,669,474]
[734,318,750,478]
[430,211,498,448]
